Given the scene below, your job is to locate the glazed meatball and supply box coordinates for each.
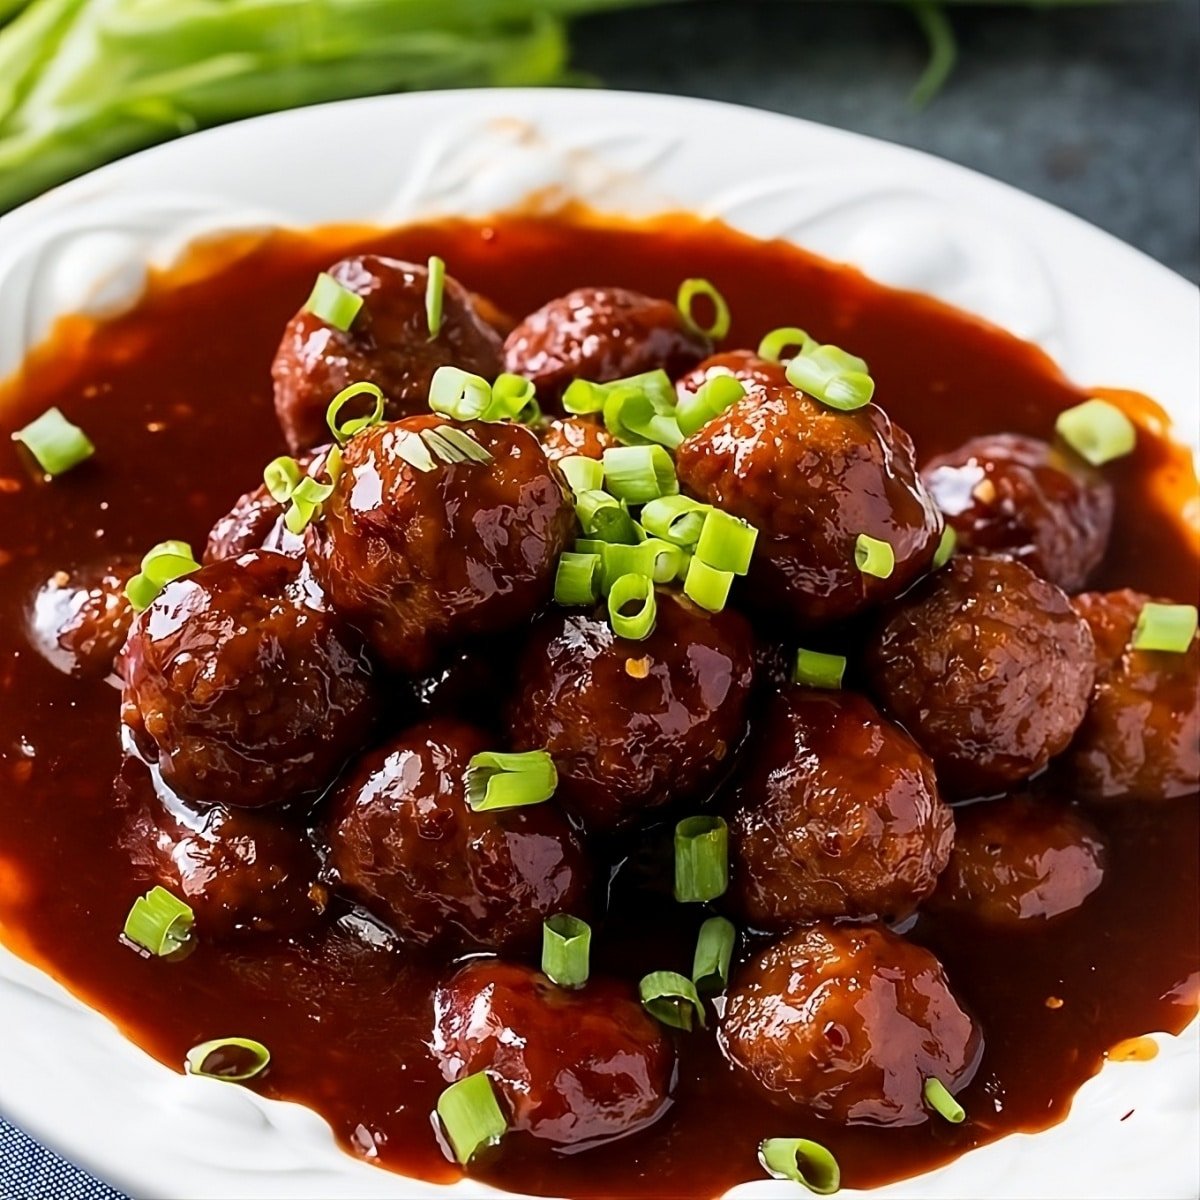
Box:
[432,960,675,1148]
[930,795,1106,926]
[1062,589,1200,801]
[922,434,1113,592]
[675,349,787,398]
[508,593,756,832]
[675,379,943,625]
[720,923,981,1127]
[866,556,1096,797]
[27,558,136,679]
[728,689,954,927]
[503,286,710,406]
[120,550,375,809]
[272,256,504,452]
[539,415,616,463]
[324,719,588,953]
[307,416,573,675]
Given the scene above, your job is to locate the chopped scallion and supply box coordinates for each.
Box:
[676,374,746,439]
[677,278,732,341]
[428,366,492,421]
[1055,398,1136,466]
[425,255,446,339]
[793,648,847,690]
[431,425,493,464]
[394,429,437,473]
[263,456,302,503]
[639,970,706,1031]
[786,343,875,411]
[282,476,334,534]
[674,815,729,903]
[759,1138,841,1194]
[641,495,710,547]
[466,750,557,812]
[558,454,605,496]
[122,886,194,956]
[757,326,813,364]
[692,915,736,995]
[923,1077,966,1124]
[683,555,734,612]
[854,533,895,579]
[12,407,95,477]
[603,381,683,450]
[304,272,363,333]
[185,1037,270,1083]
[326,380,385,445]
[607,573,657,640]
[437,1071,507,1166]
[932,524,957,570]
[576,489,638,544]
[125,541,201,613]
[695,509,757,575]
[541,914,591,989]
[602,444,679,505]
[554,551,603,607]
[1131,601,1198,653]
[562,378,607,416]
[490,373,540,423]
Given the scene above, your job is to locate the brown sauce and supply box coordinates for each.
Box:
[0,213,1196,1198]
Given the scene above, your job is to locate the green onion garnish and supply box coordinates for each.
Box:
[600,542,657,595]
[1055,398,1136,466]
[185,1037,270,1083]
[607,573,657,640]
[282,476,335,534]
[674,815,729,903]
[263,455,302,503]
[429,366,492,421]
[757,326,813,364]
[554,551,603,607]
[601,444,679,505]
[304,272,363,333]
[932,524,957,570]
[326,380,385,445]
[640,495,709,547]
[1131,601,1198,653]
[786,343,875,411]
[122,886,194,956]
[125,541,201,613]
[490,373,540,424]
[677,278,732,341]
[603,382,683,450]
[558,454,605,496]
[12,407,95,477]
[263,456,339,533]
[854,533,895,579]
[394,430,437,473]
[923,1077,966,1124]
[425,255,446,340]
[643,537,685,585]
[639,970,706,1031]
[431,425,493,464]
[759,1138,841,1194]
[576,489,638,544]
[562,378,607,416]
[437,1071,507,1166]
[696,509,757,576]
[676,374,746,439]
[683,555,734,612]
[541,914,591,989]
[793,648,847,689]
[692,915,736,996]
[466,750,558,811]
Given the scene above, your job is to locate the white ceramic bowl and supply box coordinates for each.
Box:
[0,89,1196,1200]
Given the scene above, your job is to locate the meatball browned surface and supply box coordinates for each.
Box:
[674,350,787,398]
[120,550,375,809]
[508,593,756,832]
[432,959,675,1148]
[675,381,942,625]
[1062,589,1200,802]
[503,287,710,406]
[324,719,588,953]
[930,795,1106,926]
[728,689,954,927]
[307,416,573,675]
[28,558,136,679]
[922,434,1113,592]
[539,415,616,463]
[720,923,981,1127]
[272,256,504,452]
[866,556,1096,798]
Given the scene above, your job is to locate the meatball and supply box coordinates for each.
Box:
[508,593,756,832]
[503,286,710,406]
[1062,589,1200,801]
[324,719,588,953]
[272,255,504,452]
[539,415,616,463]
[307,416,572,675]
[728,689,954,927]
[922,434,1113,592]
[866,556,1096,797]
[675,379,943,625]
[431,959,675,1148]
[674,349,787,398]
[929,795,1106,925]
[120,550,376,809]
[720,923,981,1127]
[27,558,136,679]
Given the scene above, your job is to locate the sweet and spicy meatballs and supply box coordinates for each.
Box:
[720,923,981,1127]
[866,556,1096,797]
[324,719,587,953]
[272,256,504,452]
[728,689,954,927]
[675,378,942,625]
[28,557,136,679]
[120,550,375,809]
[922,433,1113,592]
[508,593,756,832]
[538,415,616,463]
[432,959,675,1148]
[1063,589,1200,802]
[307,416,573,675]
[503,286,710,406]
[675,349,786,397]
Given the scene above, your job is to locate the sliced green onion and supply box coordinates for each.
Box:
[490,373,539,423]
[677,278,731,341]
[263,455,302,503]
[12,407,95,477]
[933,524,957,570]
[692,915,736,996]
[324,444,345,485]
[282,476,335,534]
[786,344,875,411]
[683,556,734,612]
[639,970,706,1031]
[676,374,746,439]
[558,454,605,496]
[326,381,385,445]
[466,750,557,811]
[757,326,814,364]
[304,272,363,333]
[1055,398,1137,466]
[541,914,591,989]
[432,425,493,464]
[793,649,847,689]
[562,378,608,416]
[643,538,684,585]
[185,1037,270,1083]
[603,383,683,450]
[674,815,729,903]
[576,489,638,544]
[1132,602,1198,653]
[641,495,709,547]
[602,444,679,505]
[923,1077,966,1124]
[437,1071,507,1166]
[429,366,492,421]
[122,886,194,956]
[696,509,757,575]
[421,427,464,464]
[759,1138,841,1194]
[675,547,694,583]
[855,533,895,579]
[607,573,657,640]
[554,552,603,607]
[575,538,607,556]
[125,541,201,613]
[600,542,656,595]
[425,255,446,339]
[394,429,437,473]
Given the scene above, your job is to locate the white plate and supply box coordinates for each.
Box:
[0,89,1196,1200]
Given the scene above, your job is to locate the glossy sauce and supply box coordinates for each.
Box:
[0,214,1196,1198]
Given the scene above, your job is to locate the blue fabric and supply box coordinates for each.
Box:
[0,1118,127,1200]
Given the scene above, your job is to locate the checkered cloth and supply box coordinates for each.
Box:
[0,1118,127,1200]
